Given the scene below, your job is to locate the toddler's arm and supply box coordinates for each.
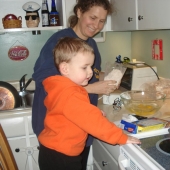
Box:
[126,136,141,144]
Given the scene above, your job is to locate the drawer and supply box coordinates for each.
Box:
[93,139,119,170]
[9,136,39,170]
[101,141,120,161]
[0,114,35,138]
[0,117,25,137]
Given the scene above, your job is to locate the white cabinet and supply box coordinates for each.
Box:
[0,0,109,42]
[0,0,111,32]
[0,109,39,170]
[111,0,136,31]
[0,107,94,170]
[93,139,119,170]
[137,0,170,30]
[111,0,170,31]
[8,137,39,170]
[0,0,63,32]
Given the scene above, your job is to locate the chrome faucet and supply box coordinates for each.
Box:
[19,74,33,107]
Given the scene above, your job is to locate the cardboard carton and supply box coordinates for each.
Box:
[120,117,170,134]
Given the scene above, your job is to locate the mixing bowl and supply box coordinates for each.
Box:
[120,90,166,117]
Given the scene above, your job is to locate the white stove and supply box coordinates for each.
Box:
[140,133,170,170]
[118,128,170,170]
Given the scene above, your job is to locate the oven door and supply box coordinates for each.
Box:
[118,128,170,170]
[118,144,165,170]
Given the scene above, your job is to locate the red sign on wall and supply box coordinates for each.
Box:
[8,46,29,61]
[152,39,163,60]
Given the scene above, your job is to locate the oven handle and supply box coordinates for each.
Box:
[118,154,127,170]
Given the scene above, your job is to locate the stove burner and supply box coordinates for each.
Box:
[156,138,170,156]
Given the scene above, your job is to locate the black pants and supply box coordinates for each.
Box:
[39,144,82,170]
[80,146,90,170]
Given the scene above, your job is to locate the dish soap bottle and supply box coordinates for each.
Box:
[49,0,60,26]
[42,0,49,27]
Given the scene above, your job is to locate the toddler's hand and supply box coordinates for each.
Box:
[101,110,106,117]
[126,136,141,144]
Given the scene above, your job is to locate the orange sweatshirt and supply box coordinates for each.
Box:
[38,76,128,156]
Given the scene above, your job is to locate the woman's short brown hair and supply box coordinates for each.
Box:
[69,0,114,28]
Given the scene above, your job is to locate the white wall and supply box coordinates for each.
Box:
[1,29,170,81]
[98,31,131,71]
[0,30,131,81]
[0,31,55,81]
[131,30,170,79]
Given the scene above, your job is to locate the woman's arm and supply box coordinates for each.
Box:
[84,80,117,95]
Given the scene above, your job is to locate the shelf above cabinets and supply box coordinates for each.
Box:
[0,26,63,34]
[0,0,67,33]
[0,0,111,42]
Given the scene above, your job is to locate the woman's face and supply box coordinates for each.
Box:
[75,6,108,40]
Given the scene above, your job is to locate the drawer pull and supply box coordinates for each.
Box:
[138,15,144,20]
[102,161,108,166]
[128,17,133,22]
[15,148,20,152]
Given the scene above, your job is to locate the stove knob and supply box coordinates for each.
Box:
[102,161,108,166]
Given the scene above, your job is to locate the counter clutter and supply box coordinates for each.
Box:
[96,94,170,170]
[0,79,170,170]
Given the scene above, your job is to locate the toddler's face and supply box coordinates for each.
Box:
[25,12,40,28]
[66,52,94,86]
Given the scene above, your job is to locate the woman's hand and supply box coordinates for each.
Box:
[84,80,117,95]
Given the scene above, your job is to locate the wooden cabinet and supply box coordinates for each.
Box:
[111,0,170,31]
[93,139,120,170]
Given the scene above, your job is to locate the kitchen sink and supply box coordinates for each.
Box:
[24,92,34,107]
[3,80,35,110]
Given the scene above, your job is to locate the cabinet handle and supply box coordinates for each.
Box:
[102,161,108,166]
[15,148,20,152]
[128,17,133,22]
[138,15,144,20]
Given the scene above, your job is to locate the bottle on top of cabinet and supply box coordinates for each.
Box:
[42,0,49,27]
[49,0,60,26]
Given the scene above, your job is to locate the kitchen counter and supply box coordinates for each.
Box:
[97,95,170,123]
[97,97,127,122]
[0,92,169,170]
[96,95,170,170]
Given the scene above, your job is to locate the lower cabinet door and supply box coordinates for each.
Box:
[8,137,39,170]
[93,140,119,170]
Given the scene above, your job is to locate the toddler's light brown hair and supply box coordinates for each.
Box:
[53,37,94,69]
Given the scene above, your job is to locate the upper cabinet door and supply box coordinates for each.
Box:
[137,0,170,30]
[111,0,137,31]
[63,0,76,28]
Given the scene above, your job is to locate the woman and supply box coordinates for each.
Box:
[32,0,116,169]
